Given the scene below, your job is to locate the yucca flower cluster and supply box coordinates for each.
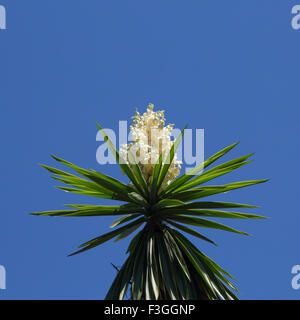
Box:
[30,104,268,300]
[120,104,181,188]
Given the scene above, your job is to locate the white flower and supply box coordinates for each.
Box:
[120,103,182,188]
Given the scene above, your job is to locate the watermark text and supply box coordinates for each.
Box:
[291,5,300,30]
[0,5,6,30]
[0,265,6,290]
[96,121,204,174]
[291,265,300,290]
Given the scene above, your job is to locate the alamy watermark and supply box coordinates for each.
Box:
[0,265,6,290]
[96,121,204,175]
[0,5,6,30]
[291,5,300,30]
[291,265,300,290]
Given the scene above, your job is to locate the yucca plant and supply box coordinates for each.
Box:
[30,104,268,300]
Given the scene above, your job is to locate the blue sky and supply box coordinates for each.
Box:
[1,0,300,299]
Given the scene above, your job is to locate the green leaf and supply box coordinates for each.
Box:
[172,180,269,202]
[166,201,259,209]
[95,122,143,194]
[162,208,266,220]
[152,199,185,211]
[170,228,235,280]
[55,186,115,200]
[166,214,251,236]
[127,150,149,197]
[104,258,129,299]
[30,209,78,216]
[155,231,178,299]
[175,159,253,192]
[105,253,136,300]
[162,141,240,195]
[156,126,187,193]
[166,220,217,246]
[30,204,143,217]
[149,151,164,203]
[169,186,226,202]
[110,214,142,228]
[42,164,116,196]
[127,192,149,208]
[171,232,218,299]
[52,176,109,194]
[172,229,238,298]
[126,230,143,254]
[40,164,76,178]
[164,230,193,298]
[89,169,135,197]
[163,230,191,281]
[68,217,145,256]
[203,153,254,175]
[51,155,133,200]
[145,233,159,300]
[131,232,147,300]
[114,221,144,242]
[175,235,232,299]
